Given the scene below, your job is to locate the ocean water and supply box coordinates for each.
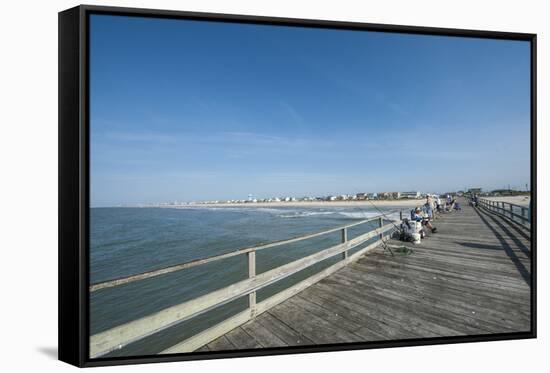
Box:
[90,205,407,356]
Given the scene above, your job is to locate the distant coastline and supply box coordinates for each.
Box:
[157,199,426,209]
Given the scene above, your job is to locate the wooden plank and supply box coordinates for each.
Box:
[361,254,530,294]
[331,267,528,332]
[355,252,531,299]
[349,264,531,326]
[254,312,313,346]
[225,327,263,350]
[353,256,531,307]
[300,286,403,339]
[314,279,447,337]
[205,335,236,351]
[268,301,364,344]
[288,295,389,340]
[384,249,531,283]
[241,320,287,348]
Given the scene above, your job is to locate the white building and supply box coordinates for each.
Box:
[401,191,421,199]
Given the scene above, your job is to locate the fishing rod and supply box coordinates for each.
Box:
[361,197,418,256]
[345,198,399,257]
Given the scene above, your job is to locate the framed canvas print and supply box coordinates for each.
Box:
[58,4,537,367]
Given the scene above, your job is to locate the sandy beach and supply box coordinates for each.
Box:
[174,199,428,209]
[484,195,531,206]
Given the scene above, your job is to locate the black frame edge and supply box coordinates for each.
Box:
[79,4,535,40]
[530,34,537,338]
[58,5,86,367]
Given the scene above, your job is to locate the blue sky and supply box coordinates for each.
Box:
[90,15,531,207]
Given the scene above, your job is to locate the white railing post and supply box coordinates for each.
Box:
[341,227,348,260]
[248,251,257,318]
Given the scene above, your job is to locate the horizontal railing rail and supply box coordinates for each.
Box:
[89,208,415,357]
[477,198,531,229]
[90,210,404,292]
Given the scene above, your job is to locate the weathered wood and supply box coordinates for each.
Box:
[268,301,365,344]
[195,345,210,352]
[301,285,417,339]
[204,335,236,351]
[162,238,387,353]
[209,198,531,351]
[341,227,348,260]
[90,225,393,357]
[348,262,530,326]
[251,312,314,346]
[288,295,392,340]
[248,251,257,318]
[241,320,287,348]
[160,309,252,354]
[224,327,263,350]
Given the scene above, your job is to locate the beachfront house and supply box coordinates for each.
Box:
[401,191,421,199]
[379,192,400,200]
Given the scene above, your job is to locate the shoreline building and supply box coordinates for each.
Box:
[401,191,421,199]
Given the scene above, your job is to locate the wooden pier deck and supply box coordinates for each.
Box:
[200,200,531,351]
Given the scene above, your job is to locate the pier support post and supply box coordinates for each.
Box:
[341,227,348,260]
[248,251,257,318]
[379,217,384,241]
[399,211,403,221]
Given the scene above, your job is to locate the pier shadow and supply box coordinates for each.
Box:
[456,242,505,251]
[36,346,57,360]
[501,218,531,242]
[477,208,531,259]
[473,207,531,287]
[480,207,531,242]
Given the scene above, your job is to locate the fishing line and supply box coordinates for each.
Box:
[350,197,407,257]
[362,200,415,257]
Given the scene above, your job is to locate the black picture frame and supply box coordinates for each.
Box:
[59,4,537,367]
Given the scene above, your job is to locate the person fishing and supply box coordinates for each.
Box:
[436,195,443,212]
[412,207,437,234]
[424,195,434,219]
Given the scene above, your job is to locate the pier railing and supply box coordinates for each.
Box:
[89,209,408,358]
[477,198,530,229]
